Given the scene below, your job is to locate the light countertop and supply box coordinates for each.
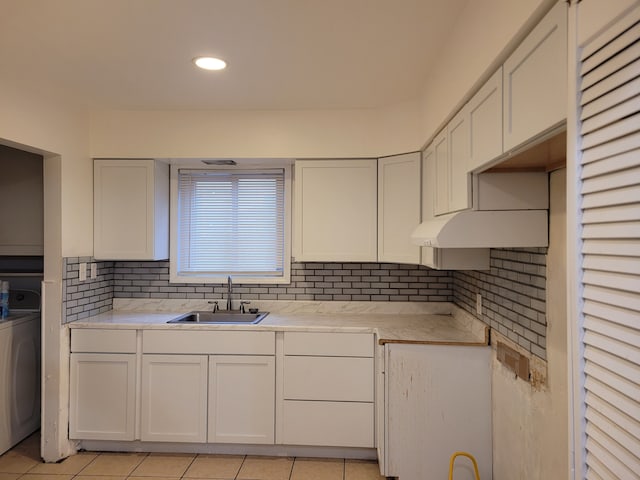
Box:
[68,300,488,346]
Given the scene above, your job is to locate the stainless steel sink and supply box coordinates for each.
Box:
[167,311,268,324]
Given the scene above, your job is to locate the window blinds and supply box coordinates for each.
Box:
[578,6,640,479]
[177,169,285,277]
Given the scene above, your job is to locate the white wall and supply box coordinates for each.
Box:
[0,77,89,461]
[89,101,423,160]
[0,79,92,257]
[89,0,555,161]
[492,169,568,479]
[418,0,555,144]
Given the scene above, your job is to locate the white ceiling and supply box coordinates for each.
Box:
[0,0,468,110]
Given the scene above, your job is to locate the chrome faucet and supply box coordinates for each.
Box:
[226,275,233,311]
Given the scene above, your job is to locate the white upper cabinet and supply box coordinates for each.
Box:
[448,105,472,213]
[94,159,169,260]
[421,145,436,223]
[433,131,449,216]
[433,107,471,217]
[420,145,490,270]
[378,153,421,264]
[468,68,503,172]
[503,1,568,151]
[294,159,377,262]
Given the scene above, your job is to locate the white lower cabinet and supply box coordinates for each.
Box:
[378,343,491,480]
[282,400,374,448]
[208,355,275,444]
[281,332,375,448]
[141,354,208,443]
[141,330,276,444]
[69,353,136,441]
[70,328,380,452]
[69,329,137,441]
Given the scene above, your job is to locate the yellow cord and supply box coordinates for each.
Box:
[448,451,480,480]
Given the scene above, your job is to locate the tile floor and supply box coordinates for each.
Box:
[0,434,385,480]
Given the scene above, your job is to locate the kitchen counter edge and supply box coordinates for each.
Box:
[66,304,488,346]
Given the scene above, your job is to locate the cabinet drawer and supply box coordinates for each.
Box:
[143,330,275,355]
[284,332,373,357]
[282,400,373,448]
[284,356,373,402]
[71,329,137,353]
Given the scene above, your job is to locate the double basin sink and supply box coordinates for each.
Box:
[167,310,269,325]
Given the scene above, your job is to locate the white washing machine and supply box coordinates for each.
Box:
[0,289,41,455]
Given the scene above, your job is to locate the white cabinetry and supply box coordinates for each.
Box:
[141,354,208,443]
[468,68,503,171]
[433,111,471,216]
[503,1,567,150]
[448,106,472,213]
[141,330,276,444]
[69,329,136,441]
[281,332,374,448]
[209,355,275,444]
[379,343,491,479]
[421,144,489,270]
[433,130,449,216]
[94,159,169,260]
[294,159,377,262]
[378,152,421,263]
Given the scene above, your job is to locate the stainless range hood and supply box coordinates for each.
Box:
[411,172,550,249]
[411,209,548,248]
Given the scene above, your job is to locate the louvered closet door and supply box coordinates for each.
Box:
[578,4,640,479]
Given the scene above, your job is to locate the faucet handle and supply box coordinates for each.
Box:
[208,300,219,312]
[240,300,251,314]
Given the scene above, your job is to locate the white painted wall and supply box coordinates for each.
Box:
[89,0,554,160]
[418,0,555,144]
[0,79,92,257]
[0,77,89,461]
[89,101,423,160]
[492,169,568,479]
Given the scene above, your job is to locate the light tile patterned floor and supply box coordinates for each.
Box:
[0,434,385,480]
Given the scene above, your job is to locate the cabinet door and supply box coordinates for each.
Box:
[94,159,169,260]
[141,354,208,442]
[208,355,275,444]
[503,1,567,150]
[448,106,471,213]
[294,159,377,261]
[421,144,435,223]
[378,152,421,263]
[69,353,136,440]
[420,145,436,268]
[469,67,503,171]
[433,130,449,216]
[384,344,491,479]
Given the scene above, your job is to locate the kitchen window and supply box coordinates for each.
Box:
[170,166,291,284]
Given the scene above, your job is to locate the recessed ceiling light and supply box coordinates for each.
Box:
[193,56,227,71]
